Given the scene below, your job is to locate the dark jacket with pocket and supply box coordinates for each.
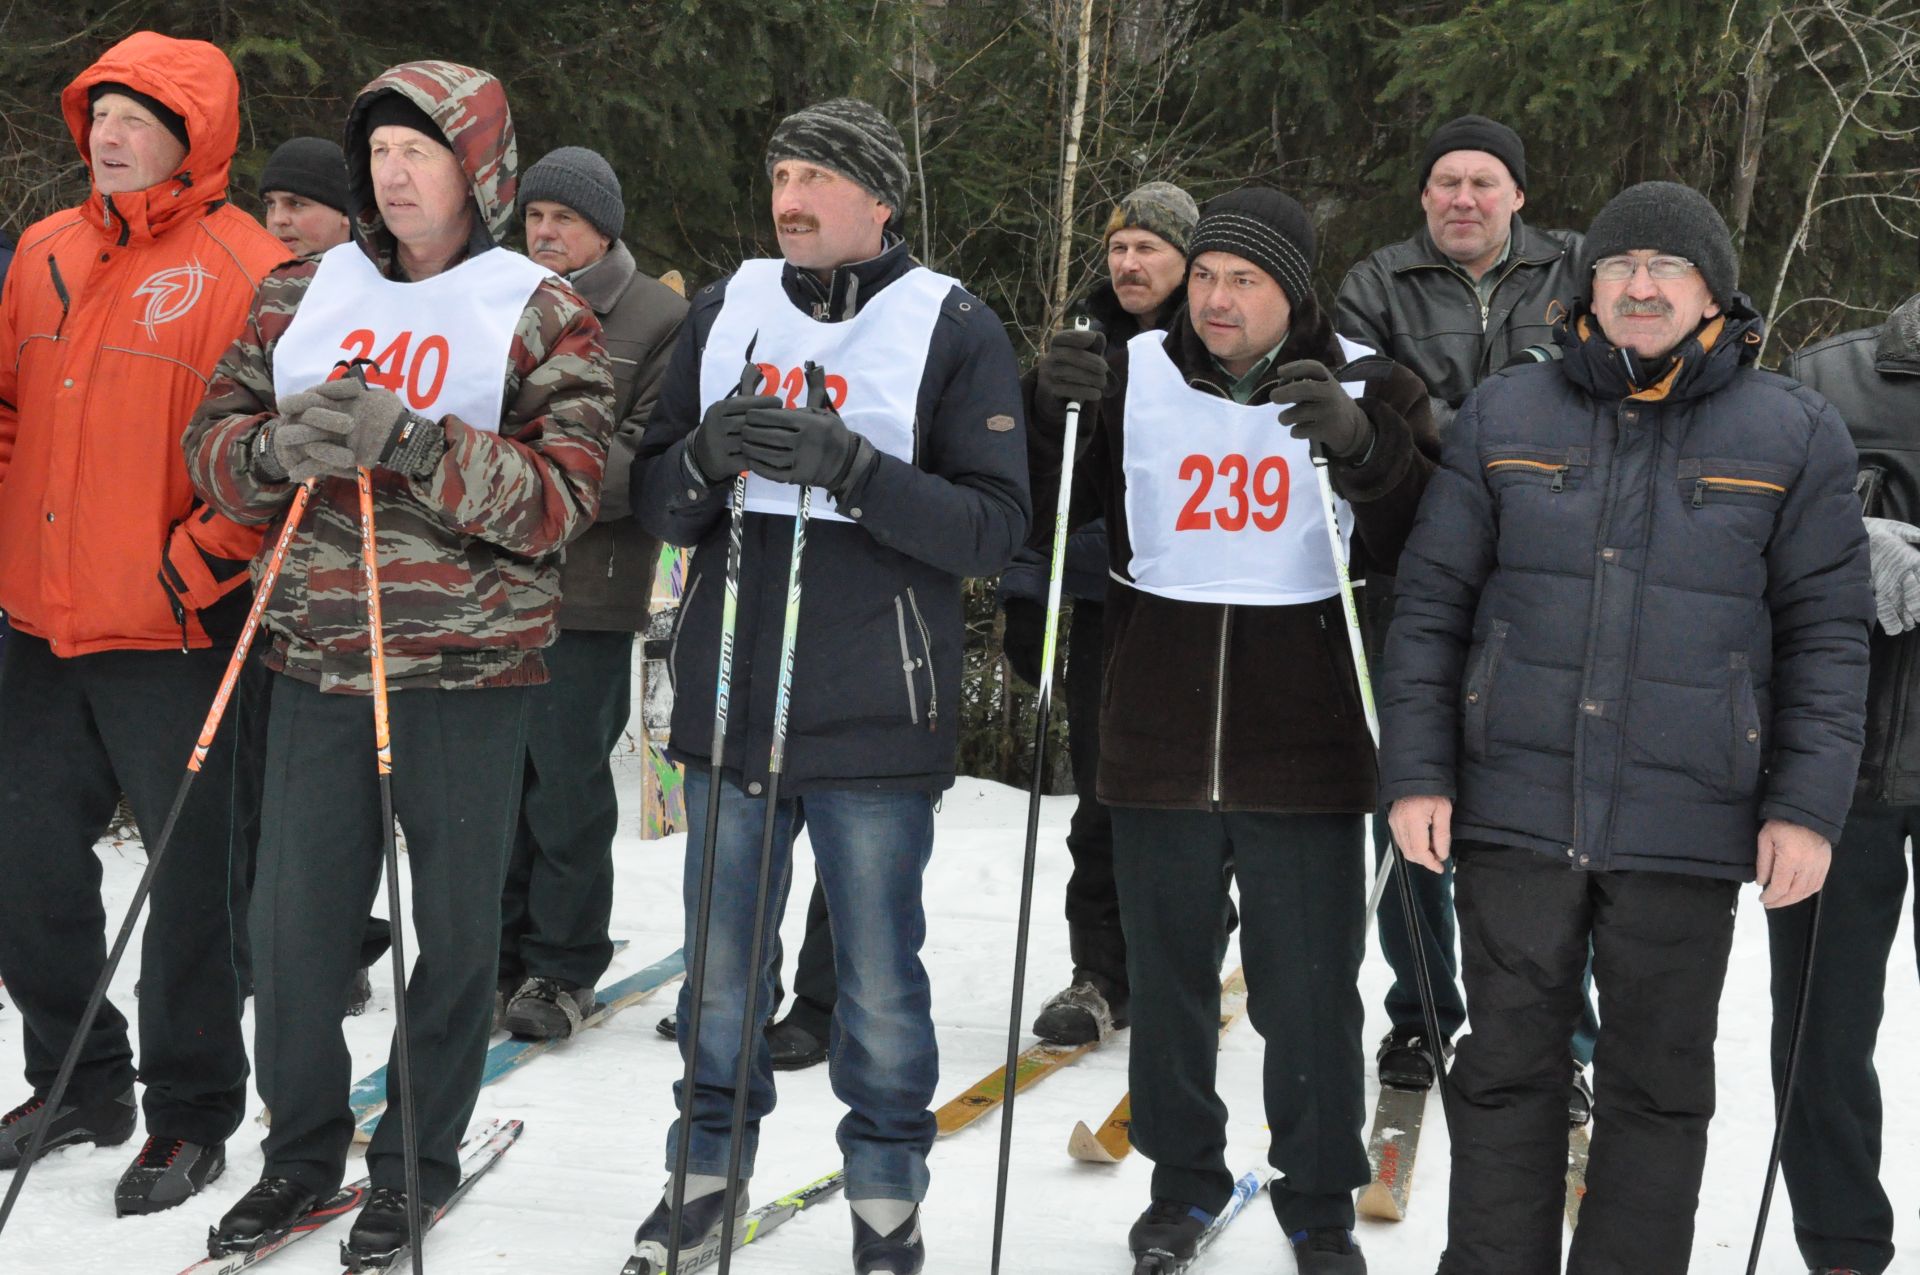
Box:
[1031,299,1437,813]
[1788,294,1920,805]
[636,237,1029,794]
[557,240,687,631]
[1379,299,1873,879]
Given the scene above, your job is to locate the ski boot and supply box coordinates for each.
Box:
[1375,1024,1450,1091]
[1128,1198,1212,1273]
[623,1178,748,1274]
[341,1187,435,1271]
[852,1204,924,1273]
[1289,1227,1366,1273]
[501,977,595,1040]
[1569,1064,1595,1127]
[116,1136,224,1215]
[1032,976,1128,1046]
[0,1086,136,1168]
[209,1177,321,1256]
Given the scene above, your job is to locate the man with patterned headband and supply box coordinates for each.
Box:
[631,97,1026,1274]
[185,60,611,1266]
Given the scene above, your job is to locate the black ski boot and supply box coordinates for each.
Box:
[342,1187,435,1271]
[501,977,595,1040]
[209,1177,321,1256]
[852,1206,925,1273]
[345,967,374,1018]
[765,1012,828,1070]
[1375,1024,1450,1091]
[1032,976,1128,1046]
[1289,1227,1367,1273]
[1128,1198,1212,1272]
[1569,1065,1594,1127]
[115,1136,225,1215]
[0,1086,136,1168]
[623,1180,749,1274]
[655,1012,678,1041]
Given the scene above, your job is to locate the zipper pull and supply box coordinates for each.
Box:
[927,706,938,734]
[1550,467,1567,493]
[1692,479,1707,508]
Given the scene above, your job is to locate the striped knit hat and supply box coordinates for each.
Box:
[765,97,909,218]
[1186,186,1316,308]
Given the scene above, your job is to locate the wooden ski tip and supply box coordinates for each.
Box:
[1066,1119,1120,1163]
[1356,1179,1406,1221]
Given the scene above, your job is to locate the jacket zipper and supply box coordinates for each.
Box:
[1486,458,1570,491]
[1209,606,1232,805]
[906,586,937,731]
[667,573,702,692]
[1692,476,1786,506]
[46,254,71,337]
[893,596,919,725]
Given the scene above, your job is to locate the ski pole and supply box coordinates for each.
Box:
[665,342,762,1275]
[715,362,822,1275]
[1746,889,1824,1275]
[1307,433,1449,1085]
[0,478,317,1239]
[990,315,1096,1275]
[356,467,426,1275]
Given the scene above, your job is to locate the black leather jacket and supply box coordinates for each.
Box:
[1789,296,1920,804]
[1334,217,1584,432]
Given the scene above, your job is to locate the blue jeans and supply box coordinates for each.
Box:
[668,767,937,1202]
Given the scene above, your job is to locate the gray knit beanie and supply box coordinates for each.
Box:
[519,145,623,240]
[765,98,910,218]
[1582,181,1737,304]
[1104,180,1200,257]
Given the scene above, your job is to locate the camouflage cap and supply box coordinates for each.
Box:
[1104,180,1200,257]
[764,98,909,218]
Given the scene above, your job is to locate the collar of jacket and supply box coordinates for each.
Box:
[1556,294,1763,404]
[1161,289,1343,401]
[1875,291,1920,375]
[1402,214,1569,277]
[568,238,637,315]
[782,234,913,321]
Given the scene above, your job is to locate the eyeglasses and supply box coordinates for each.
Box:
[1591,255,1697,283]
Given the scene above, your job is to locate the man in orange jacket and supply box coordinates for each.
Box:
[0,31,285,1215]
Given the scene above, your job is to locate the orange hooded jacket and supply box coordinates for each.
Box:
[0,32,286,656]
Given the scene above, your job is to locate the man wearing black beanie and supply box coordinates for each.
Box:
[1332,111,1594,1124]
[258,137,351,258]
[1028,184,1437,1273]
[1380,179,1871,1271]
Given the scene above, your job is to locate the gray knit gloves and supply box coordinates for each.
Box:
[1866,517,1920,635]
[262,380,446,484]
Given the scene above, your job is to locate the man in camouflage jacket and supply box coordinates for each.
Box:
[184,61,611,1263]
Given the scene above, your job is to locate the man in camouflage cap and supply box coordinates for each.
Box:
[187,60,612,1267]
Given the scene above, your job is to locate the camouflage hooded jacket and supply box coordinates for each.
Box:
[184,61,613,692]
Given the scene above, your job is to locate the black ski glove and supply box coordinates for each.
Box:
[1034,327,1110,424]
[742,364,877,500]
[689,388,778,486]
[1270,359,1372,460]
[1000,597,1045,688]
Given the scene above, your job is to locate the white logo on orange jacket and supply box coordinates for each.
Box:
[131,258,217,340]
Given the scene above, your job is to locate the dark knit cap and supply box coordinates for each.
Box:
[362,91,450,151]
[1420,114,1527,192]
[1187,187,1317,309]
[88,82,188,151]
[765,97,910,217]
[519,145,623,240]
[258,137,349,214]
[1581,180,1737,304]
[1104,180,1200,257]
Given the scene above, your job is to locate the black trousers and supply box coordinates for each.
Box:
[1110,806,1367,1231]
[0,631,257,1145]
[1440,842,1738,1274]
[1062,600,1124,988]
[251,672,529,1202]
[499,629,631,990]
[1766,800,1918,1275]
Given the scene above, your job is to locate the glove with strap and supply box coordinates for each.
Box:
[1033,326,1110,425]
[1269,359,1373,460]
[271,378,446,481]
[741,363,876,502]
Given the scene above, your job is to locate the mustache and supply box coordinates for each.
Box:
[1115,271,1150,288]
[777,214,819,233]
[1613,297,1673,318]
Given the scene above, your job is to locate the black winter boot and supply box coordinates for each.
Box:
[115,1136,225,1215]
[208,1177,321,1255]
[1032,976,1127,1046]
[1127,1198,1212,1271]
[501,977,596,1039]
[0,1086,136,1168]
[1289,1226,1367,1273]
[1376,1024,1450,1091]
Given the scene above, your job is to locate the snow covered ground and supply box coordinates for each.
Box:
[4,747,1918,1273]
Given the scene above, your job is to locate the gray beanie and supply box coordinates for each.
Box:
[1582,180,1736,304]
[518,145,623,240]
[765,98,910,219]
[1104,180,1200,257]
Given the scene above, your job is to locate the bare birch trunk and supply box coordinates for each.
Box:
[1049,0,1097,330]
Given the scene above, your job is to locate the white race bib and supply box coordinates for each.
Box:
[700,257,954,523]
[1120,330,1366,606]
[273,242,550,434]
